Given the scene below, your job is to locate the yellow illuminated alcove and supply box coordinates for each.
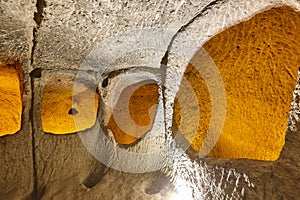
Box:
[0,61,23,136]
[174,6,300,161]
[108,81,159,144]
[41,80,98,134]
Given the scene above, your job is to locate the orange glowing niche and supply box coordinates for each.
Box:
[108,81,159,144]
[174,6,300,161]
[0,62,23,136]
[41,77,98,134]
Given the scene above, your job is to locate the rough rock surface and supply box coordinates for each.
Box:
[174,6,300,161]
[0,1,35,199]
[0,62,23,136]
[0,0,300,200]
[41,70,98,134]
[107,82,159,144]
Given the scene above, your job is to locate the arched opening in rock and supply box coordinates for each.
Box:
[41,78,98,134]
[173,6,300,161]
[107,81,159,144]
[0,61,23,136]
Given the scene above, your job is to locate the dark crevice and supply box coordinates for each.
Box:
[100,67,133,80]
[178,0,225,33]
[160,50,169,146]
[29,76,38,200]
[161,0,225,60]
[160,0,225,62]
[34,0,45,26]
[30,0,45,195]
[31,0,45,65]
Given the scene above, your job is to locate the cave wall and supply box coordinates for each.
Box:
[0,0,300,199]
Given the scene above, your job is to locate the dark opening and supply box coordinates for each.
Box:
[102,77,109,88]
[68,108,78,115]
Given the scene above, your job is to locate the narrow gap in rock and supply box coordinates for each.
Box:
[31,0,45,64]
[29,74,38,200]
[30,0,45,196]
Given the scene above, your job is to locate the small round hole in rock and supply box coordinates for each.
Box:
[68,108,78,115]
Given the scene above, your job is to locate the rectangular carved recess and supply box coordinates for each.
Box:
[0,61,23,136]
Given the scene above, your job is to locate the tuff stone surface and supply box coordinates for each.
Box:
[166,0,300,198]
[107,81,159,144]
[32,0,218,71]
[0,0,300,199]
[0,1,35,199]
[41,70,98,134]
[174,5,300,161]
[0,62,23,136]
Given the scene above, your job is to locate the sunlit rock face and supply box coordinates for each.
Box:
[174,6,300,161]
[41,71,98,134]
[0,62,23,136]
